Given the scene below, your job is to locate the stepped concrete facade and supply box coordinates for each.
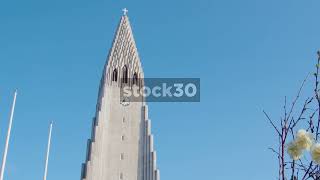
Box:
[80,14,160,180]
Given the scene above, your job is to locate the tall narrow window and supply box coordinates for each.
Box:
[112,69,118,82]
[132,72,138,85]
[122,65,128,84]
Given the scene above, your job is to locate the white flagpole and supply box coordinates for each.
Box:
[0,90,18,180]
[43,121,53,180]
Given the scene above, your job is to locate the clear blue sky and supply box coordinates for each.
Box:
[0,0,320,179]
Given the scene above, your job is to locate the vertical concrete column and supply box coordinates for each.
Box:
[146,120,151,180]
[143,121,147,180]
[152,151,157,180]
[155,170,160,180]
[149,135,154,180]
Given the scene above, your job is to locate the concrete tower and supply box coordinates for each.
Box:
[80,12,160,180]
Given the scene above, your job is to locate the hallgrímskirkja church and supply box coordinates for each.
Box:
[80,10,160,180]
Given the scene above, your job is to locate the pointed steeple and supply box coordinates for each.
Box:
[95,11,144,105]
[104,11,144,86]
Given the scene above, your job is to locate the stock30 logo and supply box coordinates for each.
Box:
[120,78,200,102]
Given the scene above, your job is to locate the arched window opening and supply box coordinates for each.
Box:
[112,69,118,82]
[122,65,128,84]
[132,73,138,86]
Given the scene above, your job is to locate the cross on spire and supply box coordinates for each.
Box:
[122,8,128,16]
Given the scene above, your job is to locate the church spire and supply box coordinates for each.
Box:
[95,12,144,104]
[104,11,144,87]
[81,12,160,180]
